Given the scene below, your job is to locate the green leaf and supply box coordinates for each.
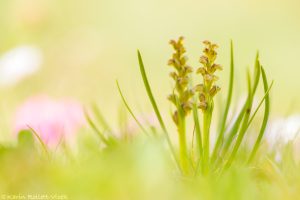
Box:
[223,54,261,170]
[85,109,111,146]
[212,40,234,163]
[247,81,273,128]
[248,66,272,163]
[116,80,149,136]
[91,103,113,133]
[138,50,167,133]
[217,72,251,165]
[137,50,181,172]
[27,126,50,159]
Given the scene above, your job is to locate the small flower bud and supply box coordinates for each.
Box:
[172,111,179,125]
[199,102,208,110]
[197,67,206,75]
[199,56,208,65]
[182,101,193,113]
[184,66,193,74]
[167,94,177,105]
[209,85,221,97]
[195,84,204,92]
[169,72,178,80]
[199,93,206,102]
[203,40,211,46]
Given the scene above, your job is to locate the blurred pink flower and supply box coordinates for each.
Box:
[13,95,85,148]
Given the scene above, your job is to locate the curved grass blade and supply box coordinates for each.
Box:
[91,103,113,133]
[116,80,149,136]
[137,50,181,172]
[212,40,234,163]
[27,125,50,159]
[217,70,252,165]
[248,66,272,163]
[138,50,167,132]
[84,109,111,145]
[224,55,261,170]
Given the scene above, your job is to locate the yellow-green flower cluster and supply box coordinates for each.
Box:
[167,37,194,124]
[196,40,222,111]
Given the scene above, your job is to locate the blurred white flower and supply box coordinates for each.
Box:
[0,45,43,86]
[266,115,300,147]
[266,115,300,162]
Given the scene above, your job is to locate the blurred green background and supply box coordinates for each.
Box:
[0,0,299,139]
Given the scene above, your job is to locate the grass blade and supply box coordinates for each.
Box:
[116,80,149,136]
[138,50,167,132]
[224,54,261,170]
[217,70,252,165]
[27,125,50,159]
[137,50,181,172]
[84,109,111,145]
[91,103,113,133]
[212,40,234,162]
[248,66,272,163]
[247,81,273,127]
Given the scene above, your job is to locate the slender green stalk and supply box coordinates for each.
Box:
[192,100,203,165]
[217,100,247,165]
[218,68,254,161]
[195,41,222,174]
[203,107,213,174]
[224,56,261,170]
[84,109,111,146]
[175,95,189,174]
[248,67,272,163]
[27,126,50,159]
[212,40,234,163]
[91,103,113,133]
[137,50,181,172]
[178,117,189,174]
[116,80,149,136]
[138,51,167,132]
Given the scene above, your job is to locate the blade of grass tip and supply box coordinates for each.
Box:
[116,80,149,136]
[91,103,113,133]
[248,67,272,163]
[84,109,111,145]
[250,51,261,95]
[224,56,261,170]
[138,50,167,132]
[212,40,234,163]
[137,50,181,172]
[27,125,50,159]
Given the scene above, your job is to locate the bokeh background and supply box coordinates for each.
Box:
[0,0,299,141]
